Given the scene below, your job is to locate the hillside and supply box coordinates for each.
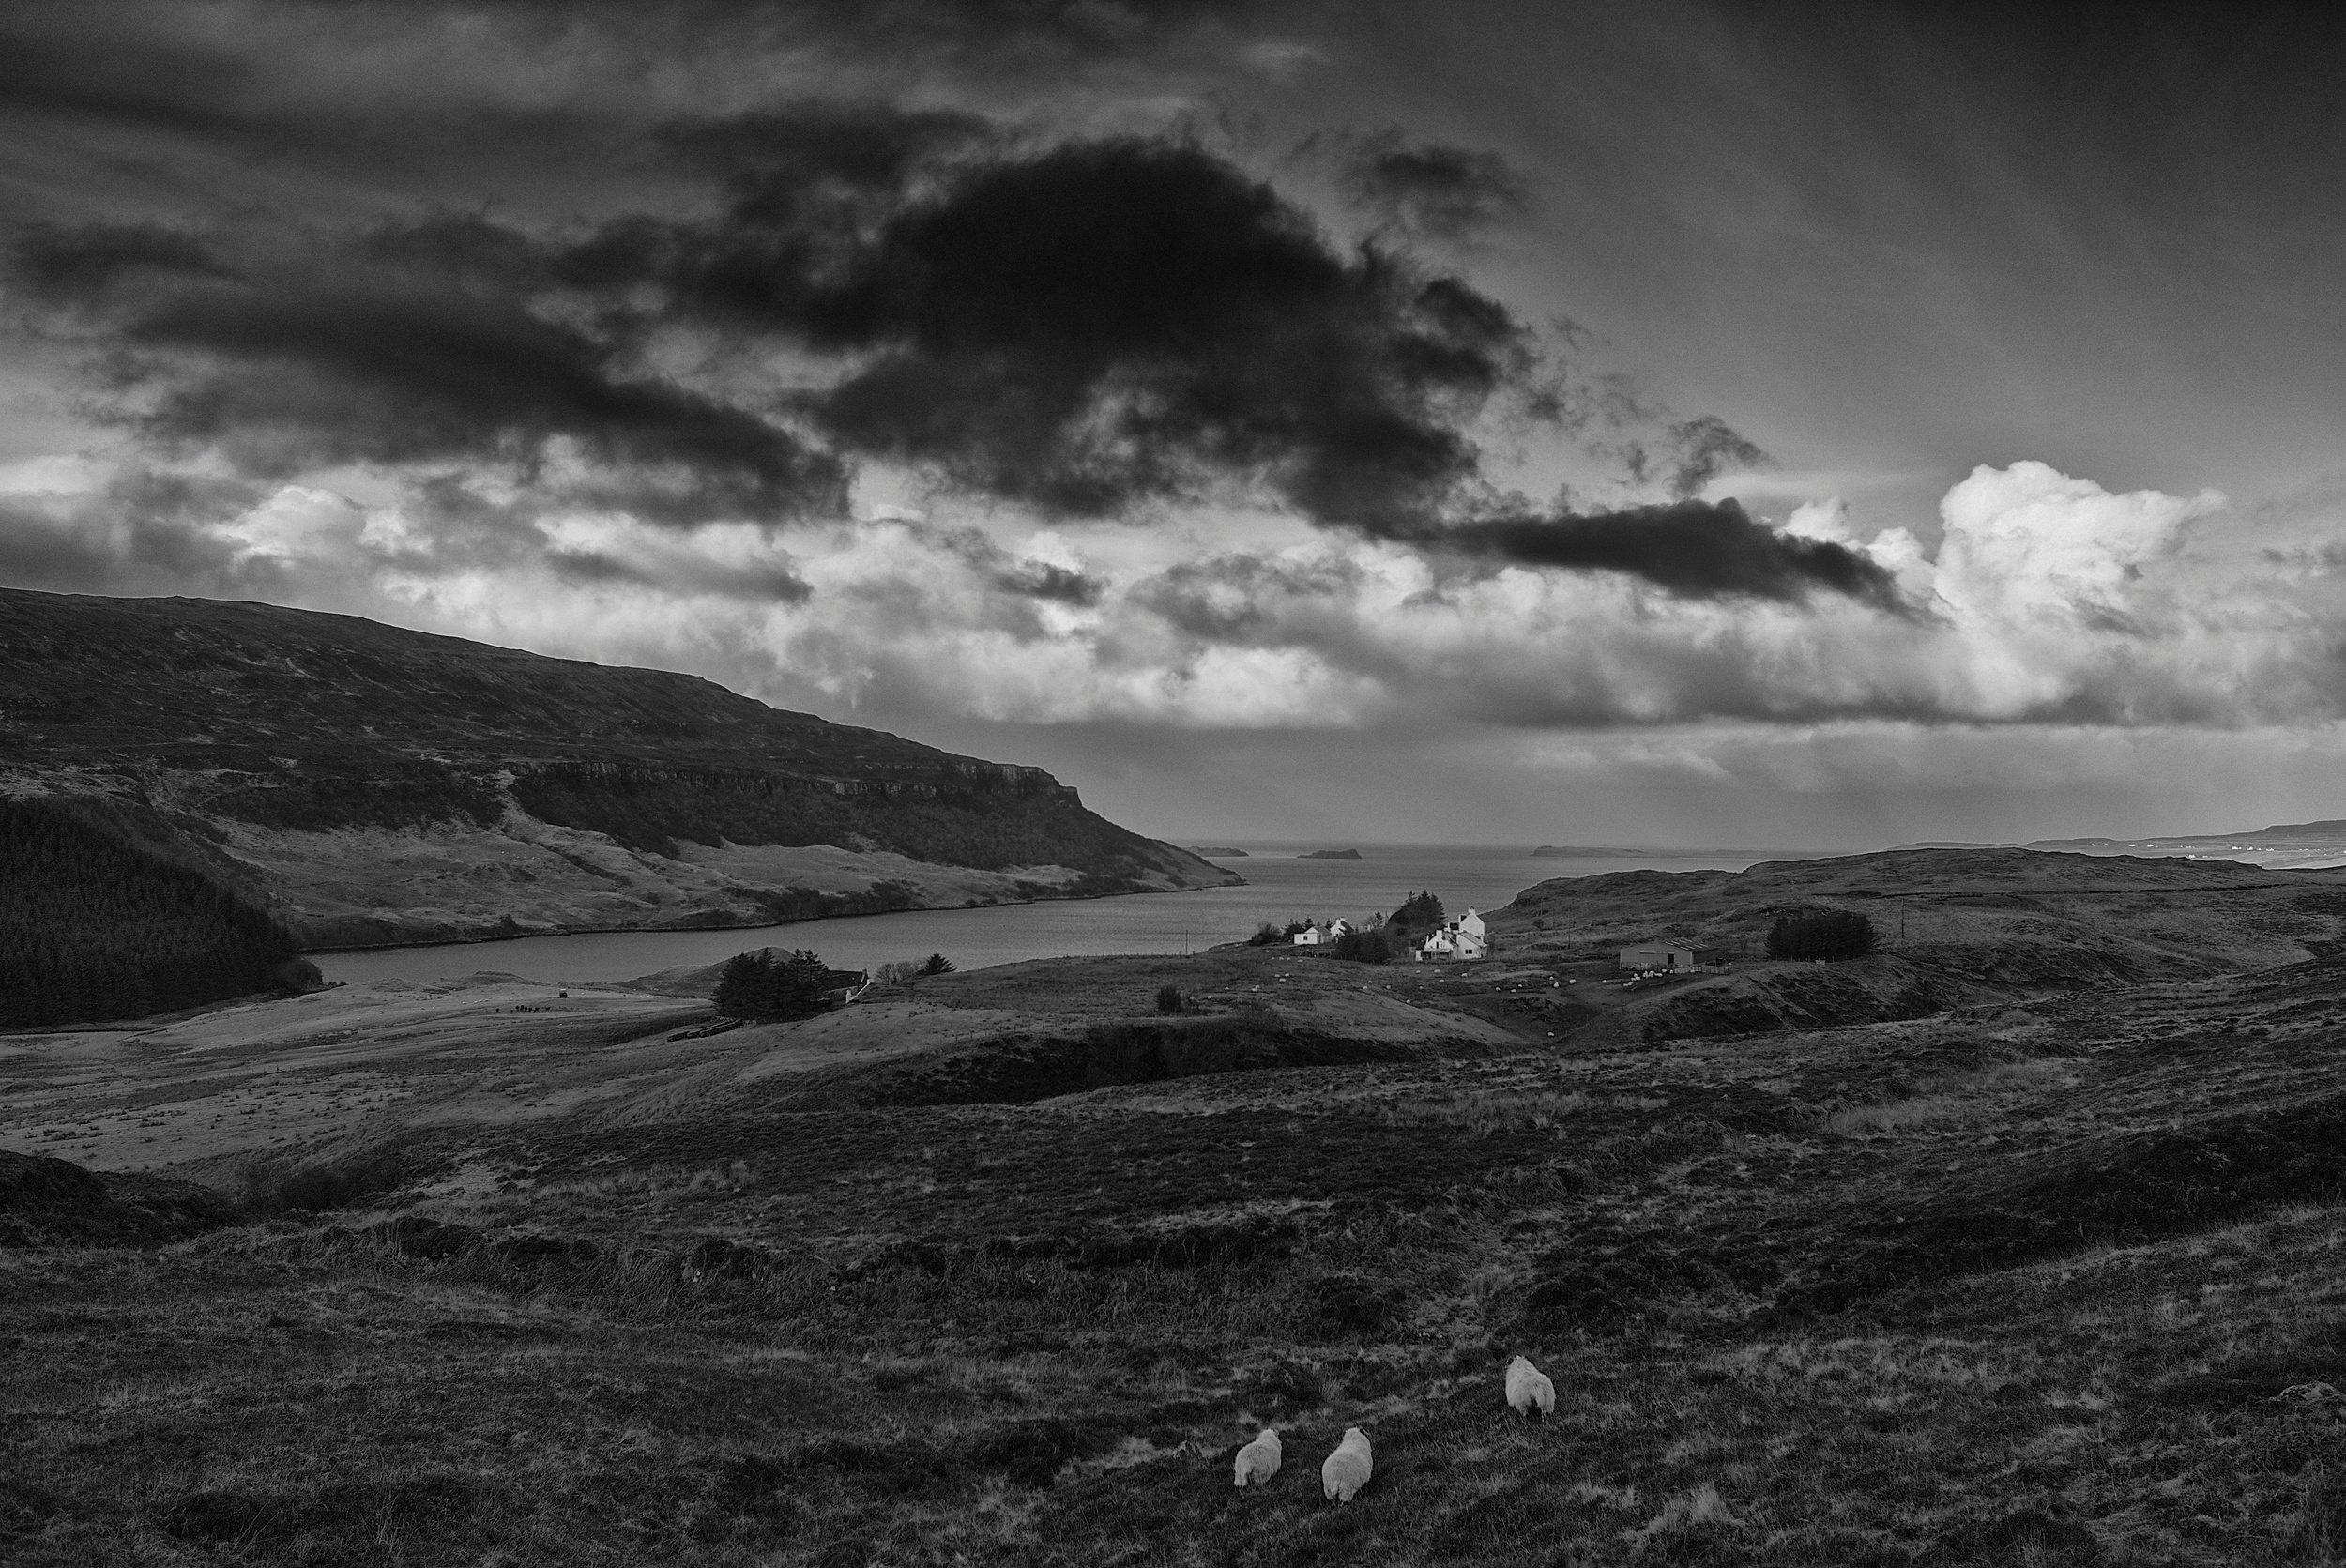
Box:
[0,588,1235,947]
[1473,846,2346,1046]
[11,855,2346,1562]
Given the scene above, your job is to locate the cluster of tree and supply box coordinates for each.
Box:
[1248,906,1432,963]
[1385,891,1446,939]
[871,952,956,985]
[0,798,310,1028]
[711,949,841,1020]
[1765,909,1878,962]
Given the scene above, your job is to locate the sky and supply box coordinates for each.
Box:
[4,0,2345,849]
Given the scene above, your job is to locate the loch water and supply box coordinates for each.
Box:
[308,842,1811,987]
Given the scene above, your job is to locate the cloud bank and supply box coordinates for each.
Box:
[8,451,2337,744]
[8,105,1878,610]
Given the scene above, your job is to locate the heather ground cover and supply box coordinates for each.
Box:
[11,866,2346,1563]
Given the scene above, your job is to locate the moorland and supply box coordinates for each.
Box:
[9,846,2346,1564]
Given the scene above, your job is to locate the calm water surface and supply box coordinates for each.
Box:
[310,843,1813,986]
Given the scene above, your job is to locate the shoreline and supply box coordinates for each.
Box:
[296,875,1243,956]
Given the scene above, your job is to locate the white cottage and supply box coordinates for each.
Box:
[1415,907,1489,962]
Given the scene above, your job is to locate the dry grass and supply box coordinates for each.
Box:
[13,947,2346,1562]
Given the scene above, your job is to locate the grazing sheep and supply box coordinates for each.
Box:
[1505,1355,1556,1420]
[1233,1428,1282,1487]
[1320,1426,1373,1502]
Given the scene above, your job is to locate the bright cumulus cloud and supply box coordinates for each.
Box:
[7,455,2343,740]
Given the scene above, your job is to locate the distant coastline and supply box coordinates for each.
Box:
[1533,845,1711,859]
[1300,848,1363,860]
[1190,846,1252,858]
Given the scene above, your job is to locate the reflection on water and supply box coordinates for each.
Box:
[310,842,1812,987]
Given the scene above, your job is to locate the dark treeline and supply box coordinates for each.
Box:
[1766,909,1878,962]
[713,949,845,1021]
[0,798,310,1028]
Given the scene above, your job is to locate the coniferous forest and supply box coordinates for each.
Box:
[0,797,311,1028]
[711,948,841,1021]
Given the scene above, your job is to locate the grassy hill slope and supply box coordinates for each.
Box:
[1480,846,2346,1045]
[0,588,1235,946]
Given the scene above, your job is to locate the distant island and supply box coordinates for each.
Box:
[1534,845,1691,858]
[1301,848,1363,860]
[1190,846,1252,858]
[1895,817,2346,872]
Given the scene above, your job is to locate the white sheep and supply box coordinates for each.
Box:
[1320,1426,1372,1502]
[1232,1427,1282,1487]
[1505,1355,1556,1420]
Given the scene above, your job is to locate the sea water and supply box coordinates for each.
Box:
[307,842,1808,987]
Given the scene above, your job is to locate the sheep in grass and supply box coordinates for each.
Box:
[1320,1426,1372,1502]
[1233,1428,1282,1488]
[1505,1355,1556,1420]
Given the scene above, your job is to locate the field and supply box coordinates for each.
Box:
[9,849,2346,1564]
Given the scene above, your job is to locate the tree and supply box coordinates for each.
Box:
[1247,922,1286,947]
[712,949,835,1019]
[1393,890,1445,932]
[1765,910,1876,962]
[921,951,956,975]
[1155,984,1184,1013]
[1332,928,1393,965]
[0,797,305,1028]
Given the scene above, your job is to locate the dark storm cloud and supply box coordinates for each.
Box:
[686,0,1285,62]
[1653,416,1771,500]
[10,221,232,300]
[1426,499,1903,608]
[0,0,1272,167]
[993,560,1104,606]
[0,470,263,597]
[1135,551,1369,640]
[7,222,848,522]
[543,547,814,602]
[659,102,1000,202]
[5,51,1872,610]
[629,134,1527,532]
[1336,131,1530,242]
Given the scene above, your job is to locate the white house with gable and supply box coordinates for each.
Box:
[1416,907,1489,962]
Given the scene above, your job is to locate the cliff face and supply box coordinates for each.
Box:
[0,588,1237,947]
